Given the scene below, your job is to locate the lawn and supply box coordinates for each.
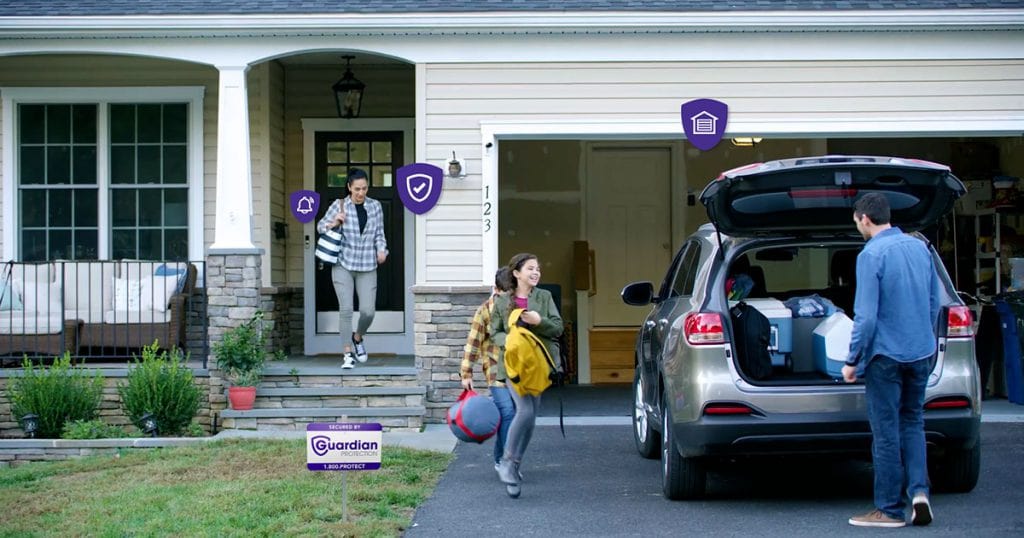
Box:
[0,439,452,537]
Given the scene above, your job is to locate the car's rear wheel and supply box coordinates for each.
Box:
[661,393,706,500]
[931,443,980,493]
[633,366,660,459]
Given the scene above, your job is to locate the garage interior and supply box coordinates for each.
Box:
[497,136,1024,390]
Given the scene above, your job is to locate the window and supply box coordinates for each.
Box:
[4,88,203,262]
[671,242,702,297]
[326,140,394,188]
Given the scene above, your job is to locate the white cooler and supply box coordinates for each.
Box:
[812,312,854,378]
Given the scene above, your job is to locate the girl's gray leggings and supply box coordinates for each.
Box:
[504,388,541,464]
[331,264,377,348]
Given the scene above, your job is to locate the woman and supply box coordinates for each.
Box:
[491,253,563,497]
[316,168,388,369]
[460,267,516,474]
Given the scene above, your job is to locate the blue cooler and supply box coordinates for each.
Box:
[742,299,793,369]
[813,312,853,378]
[994,300,1024,405]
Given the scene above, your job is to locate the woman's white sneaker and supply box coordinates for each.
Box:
[352,338,368,363]
[342,353,356,369]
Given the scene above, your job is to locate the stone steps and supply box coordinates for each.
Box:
[217,365,426,433]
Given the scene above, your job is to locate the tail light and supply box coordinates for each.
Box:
[924,396,971,410]
[946,306,974,338]
[703,403,754,416]
[684,312,724,345]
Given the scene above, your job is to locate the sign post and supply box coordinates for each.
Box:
[306,422,383,521]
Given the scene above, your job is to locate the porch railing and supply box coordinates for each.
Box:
[0,260,208,365]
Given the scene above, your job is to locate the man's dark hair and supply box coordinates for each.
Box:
[853,192,891,225]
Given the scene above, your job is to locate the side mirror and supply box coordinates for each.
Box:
[621,281,655,306]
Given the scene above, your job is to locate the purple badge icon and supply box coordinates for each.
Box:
[290,190,321,224]
[397,163,444,215]
[681,99,729,151]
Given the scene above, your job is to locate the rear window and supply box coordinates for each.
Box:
[734,245,862,294]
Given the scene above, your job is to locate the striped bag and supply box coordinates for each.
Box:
[315,228,343,265]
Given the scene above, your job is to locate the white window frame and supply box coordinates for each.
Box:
[2,87,205,262]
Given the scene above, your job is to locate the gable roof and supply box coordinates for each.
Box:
[2,0,1022,17]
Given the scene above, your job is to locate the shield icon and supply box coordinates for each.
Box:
[290,190,320,224]
[681,99,729,151]
[397,163,444,215]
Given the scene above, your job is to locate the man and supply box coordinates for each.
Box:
[843,192,940,528]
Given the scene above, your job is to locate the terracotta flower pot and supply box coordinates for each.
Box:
[228,386,257,410]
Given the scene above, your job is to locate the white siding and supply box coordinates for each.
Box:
[423,59,1024,284]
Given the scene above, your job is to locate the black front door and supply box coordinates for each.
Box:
[313,132,405,334]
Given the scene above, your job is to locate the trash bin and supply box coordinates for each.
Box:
[993,297,1024,405]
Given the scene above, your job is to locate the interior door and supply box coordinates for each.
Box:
[587,145,673,327]
[309,132,405,352]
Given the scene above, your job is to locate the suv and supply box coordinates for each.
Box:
[621,155,980,500]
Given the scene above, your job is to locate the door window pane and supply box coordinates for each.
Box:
[327,165,347,188]
[372,166,393,187]
[327,142,348,163]
[349,142,369,163]
[371,141,392,163]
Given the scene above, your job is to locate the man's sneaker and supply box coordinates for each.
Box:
[352,337,368,363]
[848,510,906,528]
[341,353,356,370]
[911,493,933,526]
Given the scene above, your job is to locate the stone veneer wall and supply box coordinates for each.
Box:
[259,286,298,356]
[205,253,264,425]
[412,286,491,423]
[0,372,212,439]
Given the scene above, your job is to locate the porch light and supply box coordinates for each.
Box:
[731,137,763,147]
[20,413,39,438]
[139,412,159,437]
[332,55,365,119]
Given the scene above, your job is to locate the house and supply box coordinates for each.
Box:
[1,1,1022,434]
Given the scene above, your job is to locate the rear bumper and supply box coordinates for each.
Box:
[672,408,980,458]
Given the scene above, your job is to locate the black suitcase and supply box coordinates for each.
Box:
[730,301,773,380]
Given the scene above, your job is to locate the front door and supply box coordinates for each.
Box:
[307,131,405,354]
[586,145,673,327]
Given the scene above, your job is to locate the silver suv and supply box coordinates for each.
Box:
[621,155,980,500]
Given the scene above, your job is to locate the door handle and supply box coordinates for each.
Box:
[645,320,656,330]
[657,319,669,329]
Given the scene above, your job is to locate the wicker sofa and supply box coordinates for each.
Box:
[0,260,196,357]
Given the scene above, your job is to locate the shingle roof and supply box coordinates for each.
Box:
[0,1,1021,17]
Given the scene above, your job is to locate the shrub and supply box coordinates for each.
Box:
[62,419,129,440]
[118,342,201,436]
[9,353,104,438]
[213,311,267,386]
[184,422,206,437]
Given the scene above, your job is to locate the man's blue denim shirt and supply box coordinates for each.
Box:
[846,227,941,371]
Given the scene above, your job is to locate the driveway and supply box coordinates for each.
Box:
[407,422,1024,537]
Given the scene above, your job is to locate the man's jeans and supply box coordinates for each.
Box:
[864,355,931,520]
[490,385,516,464]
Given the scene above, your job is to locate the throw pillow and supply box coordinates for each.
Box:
[21,280,62,314]
[149,275,180,313]
[0,280,22,311]
[113,277,143,312]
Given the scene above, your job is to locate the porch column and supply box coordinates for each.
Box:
[209,65,258,252]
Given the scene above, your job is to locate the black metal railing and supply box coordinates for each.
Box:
[0,260,208,365]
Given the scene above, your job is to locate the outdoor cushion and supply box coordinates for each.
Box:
[113,277,143,312]
[20,280,63,314]
[59,261,115,321]
[0,311,65,334]
[102,309,172,324]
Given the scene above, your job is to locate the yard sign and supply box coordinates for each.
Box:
[306,422,383,470]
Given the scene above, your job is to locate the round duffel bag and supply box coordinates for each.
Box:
[447,389,500,443]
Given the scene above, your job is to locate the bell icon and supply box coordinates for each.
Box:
[296,196,314,215]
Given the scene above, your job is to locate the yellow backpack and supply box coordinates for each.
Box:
[504,308,558,397]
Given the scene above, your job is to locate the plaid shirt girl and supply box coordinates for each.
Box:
[316,196,388,272]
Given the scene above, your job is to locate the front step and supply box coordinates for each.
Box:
[217,362,425,433]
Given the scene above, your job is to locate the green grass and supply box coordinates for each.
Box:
[0,439,452,537]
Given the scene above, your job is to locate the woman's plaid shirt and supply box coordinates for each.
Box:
[460,295,503,387]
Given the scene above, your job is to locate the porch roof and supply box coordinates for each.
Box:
[0,0,1021,17]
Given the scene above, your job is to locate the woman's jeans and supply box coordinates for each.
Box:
[490,385,516,464]
[864,355,931,519]
[331,265,377,348]
[504,387,540,464]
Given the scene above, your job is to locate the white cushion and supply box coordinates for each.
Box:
[0,311,64,334]
[20,280,62,314]
[113,277,143,312]
[149,275,180,312]
[59,261,116,317]
[103,309,171,324]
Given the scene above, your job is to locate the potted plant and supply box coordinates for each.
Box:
[213,311,267,410]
